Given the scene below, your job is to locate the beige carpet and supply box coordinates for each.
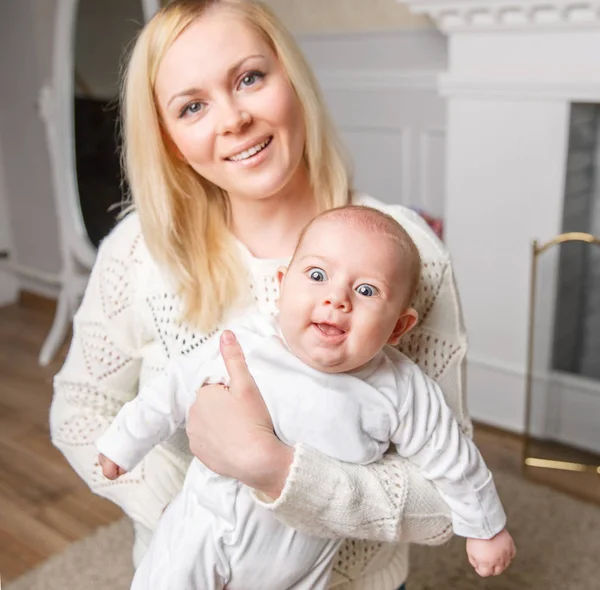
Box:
[7,470,600,590]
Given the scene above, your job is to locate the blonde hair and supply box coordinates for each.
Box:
[293,205,422,305]
[121,0,351,331]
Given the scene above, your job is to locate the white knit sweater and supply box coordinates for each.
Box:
[50,194,470,590]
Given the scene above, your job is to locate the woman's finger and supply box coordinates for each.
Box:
[219,330,255,391]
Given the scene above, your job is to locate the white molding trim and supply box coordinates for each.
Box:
[310,62,446,213]
[401,129,412,207]
[338,126,415,207]
[17,278,61,301]
[401,0,600,32]
[337,124,412,134]
[0,270,19,307]
[298,29,446,42]
[552,370,600,399]
[419,128,446,214]
[0,261,61,286]
[468,354,600,453]
[439,76,600,102]
[315,69,439,91]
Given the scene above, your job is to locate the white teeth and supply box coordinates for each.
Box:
[228,138,271,162]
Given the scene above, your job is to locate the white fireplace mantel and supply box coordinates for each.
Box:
[404,0,600,101]
[403,0,600,33]
[400,0,600,453]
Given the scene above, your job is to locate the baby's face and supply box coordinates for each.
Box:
[277,218,415,373]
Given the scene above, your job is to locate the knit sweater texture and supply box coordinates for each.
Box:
[50,194,470,589]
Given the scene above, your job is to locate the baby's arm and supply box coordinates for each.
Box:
[98,453,127,480]
[96,351,216,475]
[390,362,514,573]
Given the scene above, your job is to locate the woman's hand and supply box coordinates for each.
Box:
[186,330,294,500]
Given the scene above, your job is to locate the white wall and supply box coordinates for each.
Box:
[445,98,569,431]
[436,11,600,453]
[299,31,448,215]
[0,0,61,278]
[0,140,19,305]
[0,145,11,255]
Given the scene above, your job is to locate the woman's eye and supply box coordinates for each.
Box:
[180,101,204,118]
[239,71,264,88]
[356,284,377,297]
[308,268,327,282]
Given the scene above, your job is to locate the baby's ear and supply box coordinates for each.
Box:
[387,308,419,345]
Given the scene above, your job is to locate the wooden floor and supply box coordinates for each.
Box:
[0,295,123,583]
[0,296,599,583]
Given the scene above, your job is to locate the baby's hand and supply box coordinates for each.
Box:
[98,453,127,480]
[466,529,516,577]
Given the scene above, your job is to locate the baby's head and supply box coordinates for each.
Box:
[277,205,421,373]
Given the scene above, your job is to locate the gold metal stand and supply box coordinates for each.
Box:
[523,232,600,475]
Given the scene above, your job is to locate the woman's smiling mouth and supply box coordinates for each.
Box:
[227,136,273,162]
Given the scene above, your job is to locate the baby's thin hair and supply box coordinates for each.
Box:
[294,205,422,305]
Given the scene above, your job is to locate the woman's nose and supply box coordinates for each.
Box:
[216,99,251,135]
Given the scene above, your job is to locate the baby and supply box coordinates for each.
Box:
[97,205,515,590]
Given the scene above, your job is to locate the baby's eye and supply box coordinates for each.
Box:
[356,284,378,297]
[308,268,327,282]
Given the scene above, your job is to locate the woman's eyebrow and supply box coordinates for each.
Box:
[167,54,267,108]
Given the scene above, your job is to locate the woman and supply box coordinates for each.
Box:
[50,1,469,588]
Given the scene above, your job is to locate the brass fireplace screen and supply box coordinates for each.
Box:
[523,232,600,475]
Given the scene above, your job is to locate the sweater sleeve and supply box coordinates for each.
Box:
[255,203,470,546]
[50,216,187,532]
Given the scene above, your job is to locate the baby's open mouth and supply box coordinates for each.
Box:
[314,323,346,337]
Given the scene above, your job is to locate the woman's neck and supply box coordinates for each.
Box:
[228,169,318,259]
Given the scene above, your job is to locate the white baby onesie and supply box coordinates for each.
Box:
[96,314,505,590]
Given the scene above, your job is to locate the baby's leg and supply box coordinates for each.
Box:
[284,539,341,590]
[226,489,341,590]
[131,491,228,590]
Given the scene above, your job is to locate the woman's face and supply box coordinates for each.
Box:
[155,8,307,203]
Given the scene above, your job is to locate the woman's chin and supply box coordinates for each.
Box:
[228,177,291,203]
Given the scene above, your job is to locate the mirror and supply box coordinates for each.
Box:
[73,0,146,247]
[38,0,159,365]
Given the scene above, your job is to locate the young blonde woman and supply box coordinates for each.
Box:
[50,1,470,588]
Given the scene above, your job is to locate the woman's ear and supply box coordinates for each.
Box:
[387,308,419,345]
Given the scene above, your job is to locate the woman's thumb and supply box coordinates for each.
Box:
[220,330,254,390]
